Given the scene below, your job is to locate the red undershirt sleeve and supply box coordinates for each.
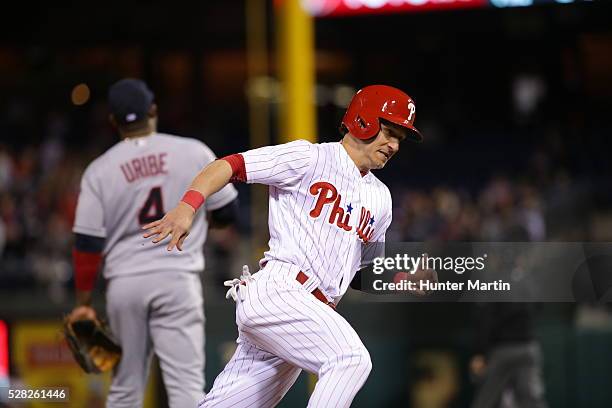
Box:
[72,248,103,291]
[221,153,246,183]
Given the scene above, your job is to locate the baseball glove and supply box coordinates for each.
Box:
[63,317,122,373]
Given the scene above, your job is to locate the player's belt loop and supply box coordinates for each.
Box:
[296,271,336,310]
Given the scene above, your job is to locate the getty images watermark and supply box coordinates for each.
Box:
[370,253,512,292]
[362,243,612,302]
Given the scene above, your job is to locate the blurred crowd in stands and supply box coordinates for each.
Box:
[390,172,591,244]
[0,90,605,303]
[0,143,82,299]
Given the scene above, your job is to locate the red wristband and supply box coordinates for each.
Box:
[181,190,206,211]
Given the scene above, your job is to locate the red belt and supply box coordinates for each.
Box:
[296,271,336,309]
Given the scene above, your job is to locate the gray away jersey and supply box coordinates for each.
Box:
[73,133,238,278]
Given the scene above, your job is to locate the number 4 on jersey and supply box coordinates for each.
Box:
[139,187,165,224]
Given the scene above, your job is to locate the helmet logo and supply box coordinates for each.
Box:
[407,102,416,121]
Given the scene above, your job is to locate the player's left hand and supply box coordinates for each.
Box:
[142,202,195,251]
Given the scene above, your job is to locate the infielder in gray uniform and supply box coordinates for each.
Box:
[67,79,238,408]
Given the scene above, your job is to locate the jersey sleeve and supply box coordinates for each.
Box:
[73,164,106,238]
[190,140,239,211]
[241,140,313,190]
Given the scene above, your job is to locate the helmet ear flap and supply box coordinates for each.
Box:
[355,114,379,140]
[339,123,349,136]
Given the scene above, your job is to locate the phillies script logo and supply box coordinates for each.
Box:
[309,181,375,243]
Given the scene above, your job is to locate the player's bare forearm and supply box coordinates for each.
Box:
[76,290,93,306]
[142,159,233,251]
[188,159,233,199]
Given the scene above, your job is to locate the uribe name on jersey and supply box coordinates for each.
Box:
[120,152,168,183]
[74,133,237,278]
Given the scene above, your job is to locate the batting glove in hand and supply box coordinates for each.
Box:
[224,265,254,302]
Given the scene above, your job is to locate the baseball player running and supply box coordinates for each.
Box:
[67,78,238,408]
[144,85,429,407]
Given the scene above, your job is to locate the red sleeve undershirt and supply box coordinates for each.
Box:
[73,248,103,291]
[221,153,246,183]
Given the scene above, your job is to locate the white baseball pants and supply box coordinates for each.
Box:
[200,261,371,408]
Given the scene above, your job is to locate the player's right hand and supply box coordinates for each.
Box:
[142,202,195,251]
[394,263,438,297]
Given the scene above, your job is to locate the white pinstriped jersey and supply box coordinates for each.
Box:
[242,140,392,300]
[73,133,238,278]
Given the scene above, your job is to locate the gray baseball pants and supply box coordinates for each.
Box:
[105,271,205,408]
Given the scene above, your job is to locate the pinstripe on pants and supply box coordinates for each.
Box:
[200,261,372,408]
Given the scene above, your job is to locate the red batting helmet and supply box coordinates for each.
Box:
[341,85,422,142]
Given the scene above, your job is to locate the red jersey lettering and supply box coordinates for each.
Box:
[357,207,374,243]
[309,181,353,232]
[120,153,168,183]
[309,182,337,218]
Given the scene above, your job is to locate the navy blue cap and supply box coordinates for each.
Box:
[108,78,155,125]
